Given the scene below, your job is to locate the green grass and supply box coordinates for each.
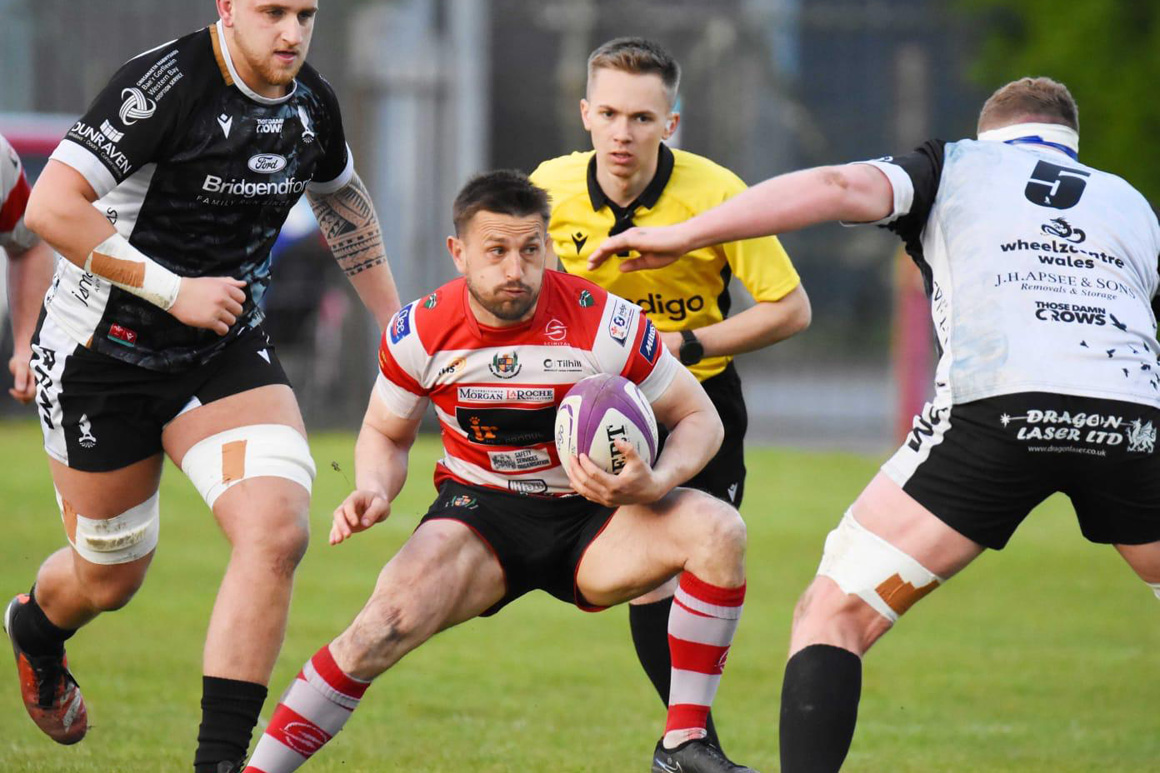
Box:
[1,418,1157,771]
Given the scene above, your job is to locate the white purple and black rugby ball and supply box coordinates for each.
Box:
[555,374,659,474]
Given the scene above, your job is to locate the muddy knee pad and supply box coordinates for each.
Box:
[57,489,160,565]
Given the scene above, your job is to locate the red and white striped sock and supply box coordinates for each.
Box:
[664,572,746,748]
[243,646,370,773]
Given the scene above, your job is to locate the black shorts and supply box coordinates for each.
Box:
[885,392,1160,549]
[420,480,616,616]
[32,313,291,472]
[657,361,748,506]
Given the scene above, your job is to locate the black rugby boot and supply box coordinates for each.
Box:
[651,737,760,772]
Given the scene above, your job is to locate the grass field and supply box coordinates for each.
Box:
[1,418,1158,771]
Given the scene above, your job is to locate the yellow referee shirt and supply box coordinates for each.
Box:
[530,144,801,381]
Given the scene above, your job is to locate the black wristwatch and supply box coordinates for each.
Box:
[678,329,704,366]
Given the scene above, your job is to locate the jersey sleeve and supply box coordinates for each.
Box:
[375,303,430,420]
[590,292,678,402]
[50,46,187,199]
[306,74,354,195]
[846,139,946,246]
[0,136,37,253]
[715,170,801,302]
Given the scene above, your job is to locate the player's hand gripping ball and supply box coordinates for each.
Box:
[555,374,658,474]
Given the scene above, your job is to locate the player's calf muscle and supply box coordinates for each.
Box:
[78,565,149,613]
[790,578,892,656]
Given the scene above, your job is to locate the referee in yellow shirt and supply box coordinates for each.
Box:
[531,38,810,768]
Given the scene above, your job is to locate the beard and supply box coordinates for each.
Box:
[253,56,303,87]
[235,36,304,87]
[466,279,540,322]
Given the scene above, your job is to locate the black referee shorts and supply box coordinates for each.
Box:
[657,361,748,506]
[419,480,617,616]
[885,392,1160,549]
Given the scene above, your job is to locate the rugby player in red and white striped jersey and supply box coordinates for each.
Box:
[0,133,55,403]
[376,254,669,497]
[245,170,755,773]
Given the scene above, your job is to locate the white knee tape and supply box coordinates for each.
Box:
[57,489,160,565]
[180,424,316,510]
[817,510,944,623]
[1148,582,1160,601]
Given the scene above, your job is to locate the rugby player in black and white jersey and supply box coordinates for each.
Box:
[2,2,400,771]
[592,77,1160,771]
[0,132,56,403]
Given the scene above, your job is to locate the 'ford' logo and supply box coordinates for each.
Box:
[247,154,287,174]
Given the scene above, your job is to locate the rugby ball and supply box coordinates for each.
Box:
[555,374,658,474]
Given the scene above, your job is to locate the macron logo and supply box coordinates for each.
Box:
[217,113,233,138]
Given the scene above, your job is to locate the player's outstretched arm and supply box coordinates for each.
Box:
[26,161,245,334]
[308,171,401,331]
[588,164,896,272]
[6,238,54,402]
[331,387,420,545]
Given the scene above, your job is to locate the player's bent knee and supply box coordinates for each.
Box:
[59,488,160,569]
[180,423,316,511]
[817,509,944,624]
[84,570,149,612]
[790,577,892,655]
[699,498,747,560]
[343,597,432,675]
[251,520,311,578]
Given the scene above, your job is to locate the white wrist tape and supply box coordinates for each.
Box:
[85,232,182,310]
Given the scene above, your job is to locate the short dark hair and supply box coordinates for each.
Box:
[587,37,680,107]
[978,77,1079,133]
[451,170,551,236]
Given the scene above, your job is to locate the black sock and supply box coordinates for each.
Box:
[193,676,268,772]
[779,644,862,773]
[10,588,76,658]
[629,596,721,749]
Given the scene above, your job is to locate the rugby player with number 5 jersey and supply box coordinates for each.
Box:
[245,171,756,773]
[592,77,1160,771]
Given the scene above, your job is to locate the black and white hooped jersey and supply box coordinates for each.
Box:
[858,139,1160,408]
[44,21,352,372]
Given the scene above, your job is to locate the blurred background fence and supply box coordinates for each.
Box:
[2,0,1156,449]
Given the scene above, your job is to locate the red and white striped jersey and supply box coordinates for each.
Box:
[0,134,37,255]
[376,270,678,496]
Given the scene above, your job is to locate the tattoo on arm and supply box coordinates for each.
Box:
[308,172,387,277]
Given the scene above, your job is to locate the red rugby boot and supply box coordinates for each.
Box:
[3,594,88,744]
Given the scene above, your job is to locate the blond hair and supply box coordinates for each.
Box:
[977,77,1079,133]
[587,37,680,107]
